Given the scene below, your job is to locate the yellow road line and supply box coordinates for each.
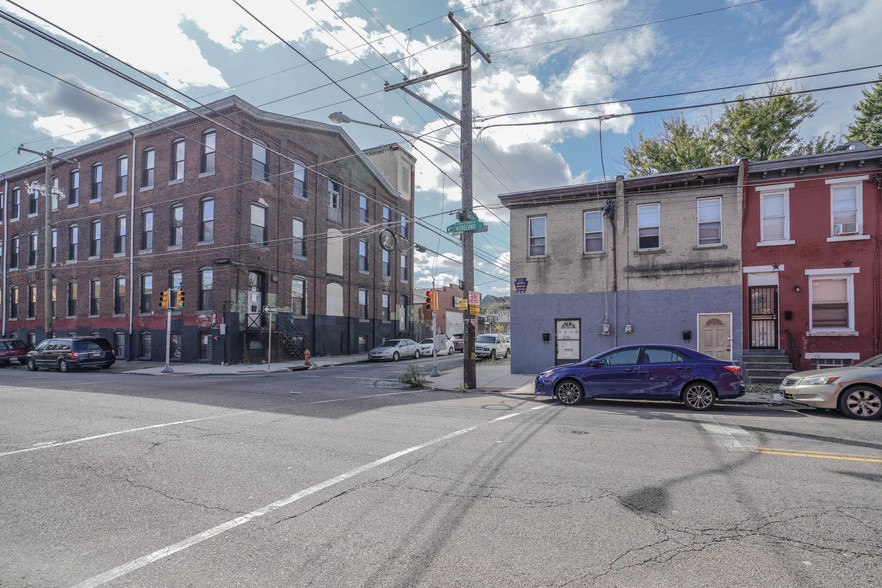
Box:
[754,447,881,458]
[753,448,882,463]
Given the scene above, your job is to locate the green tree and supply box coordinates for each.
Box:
[623,86,835,176]
[622,115,721,176]
[846,75,882,147]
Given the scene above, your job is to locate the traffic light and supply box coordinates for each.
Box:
[177,290,185,307]
[159,290,169,308]
[426,290,436,312]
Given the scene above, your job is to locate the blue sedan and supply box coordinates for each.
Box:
[535,344,745,410]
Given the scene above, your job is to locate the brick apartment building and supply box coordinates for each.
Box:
[0,96,416,363]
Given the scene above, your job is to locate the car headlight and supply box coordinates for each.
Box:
[538,370,553,379]
[799,375,841,386]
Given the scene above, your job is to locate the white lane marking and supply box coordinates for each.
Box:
[70,406,547,588]
[698,415,757,452]
[307,390,418,405]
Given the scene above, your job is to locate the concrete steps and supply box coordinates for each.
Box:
[740,349,795,386]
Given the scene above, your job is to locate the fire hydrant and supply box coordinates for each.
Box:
[304,349,311,365]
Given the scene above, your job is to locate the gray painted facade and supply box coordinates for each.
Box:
[501,163,746,374]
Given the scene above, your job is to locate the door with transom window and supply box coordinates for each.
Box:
[698,314,732,360]
[555,319,581,365]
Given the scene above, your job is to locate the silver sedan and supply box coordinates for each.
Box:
[368,339,420,361]
[779,353,882,419]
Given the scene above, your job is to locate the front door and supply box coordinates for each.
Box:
[555,319,580,365]
[749,286,778,348]
[699,314,732,360]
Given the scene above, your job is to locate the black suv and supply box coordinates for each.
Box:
[26,337,116,372]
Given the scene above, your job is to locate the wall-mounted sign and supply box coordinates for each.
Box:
[514,278,528,293]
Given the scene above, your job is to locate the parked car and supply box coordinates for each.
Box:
[475,333,510,360]
[0,339,29,366]
[535,344,745,410]
[26,336,116,372]
[779,354,882,420]
[450,334,464,352]
[368,339,420,361]
[419,337,454,357]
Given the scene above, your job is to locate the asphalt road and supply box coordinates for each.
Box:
[1,361,879,587]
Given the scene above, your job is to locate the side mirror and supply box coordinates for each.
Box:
[587,359,604,368]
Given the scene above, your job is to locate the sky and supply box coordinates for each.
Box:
[1,0,880,297]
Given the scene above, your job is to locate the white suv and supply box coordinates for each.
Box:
[475,334,510,360]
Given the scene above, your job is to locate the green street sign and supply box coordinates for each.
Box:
[446,220,485,233]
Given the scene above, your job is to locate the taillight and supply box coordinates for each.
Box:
[70,351,79,359]
[723,365,741,375]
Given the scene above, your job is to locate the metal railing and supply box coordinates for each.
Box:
[783,329,801,371]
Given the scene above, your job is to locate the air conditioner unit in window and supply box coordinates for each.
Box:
[833,222,858,236]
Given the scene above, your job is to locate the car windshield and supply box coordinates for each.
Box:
[855,353,882,368]
[476,335,496,343]
[383,340,401,347]
[4,340,26,350]
[420,339,433,345]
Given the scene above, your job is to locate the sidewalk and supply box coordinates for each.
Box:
[114,355,783,405]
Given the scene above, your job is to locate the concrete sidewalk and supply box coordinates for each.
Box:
[114,355,783,405]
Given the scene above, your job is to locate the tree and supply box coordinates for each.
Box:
[847,75,882,147]
[622,86,835,176]
[622,115,722,176]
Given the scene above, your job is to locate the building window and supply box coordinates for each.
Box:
[250,203,267,246]
[27,284,36,318]
[141,148,155,188]
[169,270,182,291]
[382,206,391,227]
[400,213,408,239]
[292,277,306,315]
[139,332,152,360]
[382,292,390,321]
[90,279,100,316]
[9,287,17,319]
[292,218,306,257]
[90,220,101,258]
[28,232,37,267]
[328,179,342,223]
[252,140,268,181]
[358,239,368,272]
[198,267,213,311]
[171,139,185,181]
[697,197,722,245]
[140,273,152,313]
[91,163,102,201]
[199,198,214,242]
[69,170,79,205]
[114,276,125,315]
[51,228,57,264]
[68,225,78,261]
[201,130,216,174]
[382,250,390,277]
[115,156,128,195]
[808,270,856,332]
[50,176,59,211]
[28,186,37,216]
[827,178,864,236]
[358,288,368,319]
[637,203,660,249]
[67,281,77,317]
[400,253,408,282]
[9,236,19,269]
[141,209,153,251]
[528,216,546,256]
[293,160,306,198]
[584,211,603,253]
[10,187,20,220]
[399,295,408,330]
[758,187,792,244]
[170,204,183,247]
[114,215,127,255]
[359,194,368,224]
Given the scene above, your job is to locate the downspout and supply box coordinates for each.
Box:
[128,132,136,360]
[2,178,7,336]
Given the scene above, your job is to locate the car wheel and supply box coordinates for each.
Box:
[489,349,496,361]
[59,359,70,373]
[555,379,584,405]
[837,386,882,420]
[682,382,716,411]
[26,358,38,371]
[392,352,399,362]
[414,350,421,359]
[504,348,510,358]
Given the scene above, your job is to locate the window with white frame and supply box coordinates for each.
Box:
[90,278,100,316]
[584,210,603,253]
[114,215,126,255]
[807,269,857,332]
[66,281,77,317]
[90,220,101,258]
[382,292,390,321]
[757,184,793,244]
[68,225,78,261]
[250,203,267,246]
[171,139,185,181]
[358,239,368,272]
[697,197,722,245]
[827,176,865,237]
[10,187,20,219]
[9,236,19,269]
[51,228,57,264]
[199,198,214,242]
[170,204,183,247]
[115,156,128,195]
[293,160,306,198]
[201,130,216,175]
[291,277,306,315]
[140,209,153,251]
[359,194,368,224]
[28,232,37,266]
[528,216,546,257]
[141,148,155,189]
[251,140,268,181]
[91,163,103,201]
[113,276,125,315]
[400,253,408,281]
[382,249,390,277]
[51,176,59,211]
[358,288,368,319]
[27,284,36,318]
[69,170,79,205]
[637,203,660,249]
[140,273,152,313]
[292,218,306,257]
[28,186,37,215]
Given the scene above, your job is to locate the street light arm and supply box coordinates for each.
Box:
[328,112,460,166]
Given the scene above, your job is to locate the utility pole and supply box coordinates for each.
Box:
[385,13,490,389]
[17,145,78,340]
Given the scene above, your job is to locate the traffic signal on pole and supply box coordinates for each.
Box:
[159,290,169,308]
[177,290,185,307]
[426,290,436,312]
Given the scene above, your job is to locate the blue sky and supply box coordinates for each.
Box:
[1,0,879,296]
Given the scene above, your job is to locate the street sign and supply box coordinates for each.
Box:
[263,306,279,313]
[469,304,480,314]
[458,299,468,310]
[446,219,485,233]
[468,291,481,305]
